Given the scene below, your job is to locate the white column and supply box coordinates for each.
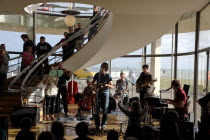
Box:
[150,39,161,97]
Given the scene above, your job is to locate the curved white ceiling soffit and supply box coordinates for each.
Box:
[0,0,209,71]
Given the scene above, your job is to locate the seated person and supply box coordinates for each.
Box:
[37,131,55,140]
[15,118,36,140]
[73,122,93,140]
[107,129,118,140]
[51,121,66,140]
[162,79,187,122]
[115,72,128,97]
[75,79,95,117]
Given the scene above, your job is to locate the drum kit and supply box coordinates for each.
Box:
[108,89,129,113]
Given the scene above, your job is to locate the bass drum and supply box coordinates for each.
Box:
[108,96,118,113]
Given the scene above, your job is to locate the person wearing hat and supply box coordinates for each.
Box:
[75,78,95,118]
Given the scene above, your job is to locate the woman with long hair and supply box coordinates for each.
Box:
[43,65,58,121]
[118,101,148,140]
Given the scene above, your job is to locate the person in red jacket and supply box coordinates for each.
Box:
[68,80,78,104]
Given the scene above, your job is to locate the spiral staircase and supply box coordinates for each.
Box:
[0,9,111,116]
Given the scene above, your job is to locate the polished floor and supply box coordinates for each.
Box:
[8,104,134,140]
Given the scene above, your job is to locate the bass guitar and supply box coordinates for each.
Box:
[136,79,157,93]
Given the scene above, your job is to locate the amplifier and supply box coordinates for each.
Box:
[10,107,40,127]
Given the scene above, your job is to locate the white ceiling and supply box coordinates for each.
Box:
[0,0,209,71]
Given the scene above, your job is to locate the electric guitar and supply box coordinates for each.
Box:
[136,79,157,93]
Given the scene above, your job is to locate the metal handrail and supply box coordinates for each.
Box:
[8,9,109,92]
[23,9,109,89]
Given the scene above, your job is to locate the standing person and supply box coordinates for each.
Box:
[162,79,187,122]
[21,46,34,71]
[0,44,10,59]
[66,26,76,59]
[56,32,69,61]
[74,23,84,51]
[36,36,52,69]
[136,64,152,103]
[0,49,8,94]
[21,34,36,57]
[43,65,58,121]
[115,72,128,97]
[56,62,71,116]
[88,6,101,41]
[92,62,113,134]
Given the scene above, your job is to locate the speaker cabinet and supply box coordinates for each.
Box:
[10,107,40,127]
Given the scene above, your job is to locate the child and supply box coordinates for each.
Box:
[15,118,36,140]
[21,46,34,71]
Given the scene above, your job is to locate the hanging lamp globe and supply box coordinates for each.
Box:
[64,15,76,26]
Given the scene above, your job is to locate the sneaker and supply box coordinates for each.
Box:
[65,113,70,117]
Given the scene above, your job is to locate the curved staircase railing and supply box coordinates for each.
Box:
[8,9,109,97]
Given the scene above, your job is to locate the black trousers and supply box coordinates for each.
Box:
[56,87,68,114]
[139,89,147,108]
[45,95,56,115]
[95,93,109,128]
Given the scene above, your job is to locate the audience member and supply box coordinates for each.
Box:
[142,125,159,140]
[56,32,68,61]
[21,34,36,56]
[51,121,66,140]
[73,122,93,140]
[66,26,76,59]
[197,93,210,140]
[107,129,118,140]
[36,36,52,68]
[118,100,148,139]
[15,118,36,140]
[0,44,10,59]
[74,23,84,51]
[0,49,9,93]
[43,65,58,121]
[124,125,143,140]
[37,131,55,140]
[88,6,101,41]
[21,46,34,71]
[0,117,8,140]
[158,114,181,140]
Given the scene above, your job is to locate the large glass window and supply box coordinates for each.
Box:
[177,55,194,112]
[178,13,196,53]
[127,48,143,55]
[199,5,210,49]
[111,57,142,97]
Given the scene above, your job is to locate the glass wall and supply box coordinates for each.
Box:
[178,13,196,53]
[199,5,210,49]
[177,55,194,112]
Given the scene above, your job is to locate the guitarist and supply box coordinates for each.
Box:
[136,64,152,105]
[92,62,113,134]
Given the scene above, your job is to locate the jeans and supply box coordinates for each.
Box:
[95,92,109,128]
[45,95,56,115]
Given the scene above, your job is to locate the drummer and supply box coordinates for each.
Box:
[115,72,128,97]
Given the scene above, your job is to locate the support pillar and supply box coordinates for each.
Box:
[150,39,161,96]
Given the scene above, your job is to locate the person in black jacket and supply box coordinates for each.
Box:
[37,36,52,69]
[56,62,71,116]
[65,26,76,59]
[21,34,36,57]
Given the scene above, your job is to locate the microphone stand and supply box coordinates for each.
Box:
[124,77,136,97]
